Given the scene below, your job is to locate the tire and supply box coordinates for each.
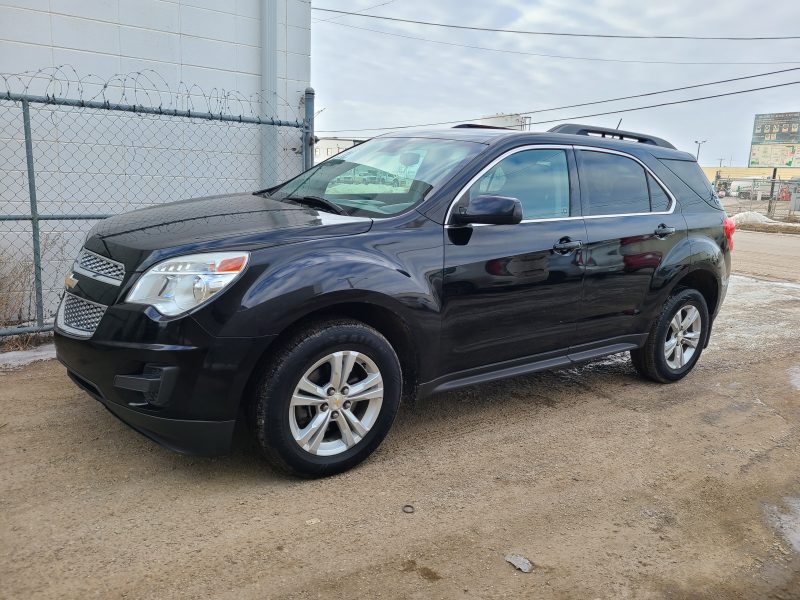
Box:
[630,288,710,384]
[252,319,402,477]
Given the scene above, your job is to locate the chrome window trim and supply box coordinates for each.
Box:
[573,145,677,219]
[74,248,125,286]
[444,144,677,227]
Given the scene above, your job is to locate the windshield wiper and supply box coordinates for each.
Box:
[285,195,349,215]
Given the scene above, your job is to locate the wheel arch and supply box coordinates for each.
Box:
[243,297,422,413]
[672,268,720,316]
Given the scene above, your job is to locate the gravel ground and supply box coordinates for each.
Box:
[732,231,800,282]
[1,238,799,599]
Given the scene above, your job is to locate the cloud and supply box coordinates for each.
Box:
[311,0,800,165]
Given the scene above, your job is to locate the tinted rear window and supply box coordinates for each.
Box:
[577,150,650,215]
[660,159,721,209]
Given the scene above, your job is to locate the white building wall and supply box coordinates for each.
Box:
[0,0,310,121]
[313,137,363,164]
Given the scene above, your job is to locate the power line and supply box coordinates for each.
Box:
[317,70,800,133]
[319,20,800,66]
[321,19,800,67]
[312,0,395,24]
[526,81,799,126]
[311,8,800,41]
[321,80,800,133]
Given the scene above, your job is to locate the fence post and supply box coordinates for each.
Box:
[21,99,44,327]
[260,0,278,188]
[303,87,315,171]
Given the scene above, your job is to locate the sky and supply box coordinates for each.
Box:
[310,0,800,167]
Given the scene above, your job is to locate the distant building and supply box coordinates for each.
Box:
[314,137,365,164]
[479,113,532,130]
[700,166,800,182]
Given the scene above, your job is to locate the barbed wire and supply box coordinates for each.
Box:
[0,65,303,122]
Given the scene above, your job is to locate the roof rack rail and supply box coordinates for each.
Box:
[452,123,512,130]
[547,123,676,149]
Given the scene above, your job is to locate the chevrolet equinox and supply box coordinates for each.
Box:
[54,123,735,476]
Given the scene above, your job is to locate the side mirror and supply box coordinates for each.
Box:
[451,195,523,226]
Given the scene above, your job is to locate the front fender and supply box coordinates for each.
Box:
[189,218,445,357]
[248,247,438,333]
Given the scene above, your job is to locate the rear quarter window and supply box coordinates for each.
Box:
[659,159,722,209]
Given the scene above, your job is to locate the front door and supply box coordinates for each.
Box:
[440,147,586,375]
[575,148,687,343]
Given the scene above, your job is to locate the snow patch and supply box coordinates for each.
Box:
[0,343,56,368]
[730,274,800,290]
[731,211,775,225]
[765,498,800,554]
[789,366,800,391]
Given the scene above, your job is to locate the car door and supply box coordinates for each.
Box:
[575,148,687,344]
[439,146,586,375]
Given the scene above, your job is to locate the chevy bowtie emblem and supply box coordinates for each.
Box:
[64,274,78,289]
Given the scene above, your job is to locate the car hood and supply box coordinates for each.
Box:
[83,193,373,273]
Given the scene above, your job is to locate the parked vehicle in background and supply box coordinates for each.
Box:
[728,177,775,199]
[54,123,734,477]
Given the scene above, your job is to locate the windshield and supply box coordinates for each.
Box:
[270,136,486,217]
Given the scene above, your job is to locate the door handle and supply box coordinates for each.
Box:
[654,224,676,238]
[553,238,583,254]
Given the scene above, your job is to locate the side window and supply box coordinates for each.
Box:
[659,158,720,208]
[578,151,650,215]
[647,173,671,212]
[467,149,570,219]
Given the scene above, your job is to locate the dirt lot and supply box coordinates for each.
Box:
[733,231,800,282]
[2,236,800,599]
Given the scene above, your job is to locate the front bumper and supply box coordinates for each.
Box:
[68,369,236,455]
[55,306,275,456]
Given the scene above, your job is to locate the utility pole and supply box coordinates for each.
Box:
[718,158,724,168]
[694,139,708,162]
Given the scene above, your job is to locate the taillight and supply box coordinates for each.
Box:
[723,217,735,251]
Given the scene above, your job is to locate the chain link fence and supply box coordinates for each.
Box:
[715,177,800,222]
[1,84,312,336]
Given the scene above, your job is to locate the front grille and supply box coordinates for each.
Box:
[57,292,107,337]
[76,249,125,283]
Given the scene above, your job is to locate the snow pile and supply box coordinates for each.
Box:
[0,343,56,368]
[731,211,775,225]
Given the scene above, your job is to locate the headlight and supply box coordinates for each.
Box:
[126,251,249,316]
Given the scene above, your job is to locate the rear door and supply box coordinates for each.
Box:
[575,148,687,344]
[440,146,586,375]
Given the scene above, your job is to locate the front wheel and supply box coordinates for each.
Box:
[631,288,710,383]
[252,319,402,477]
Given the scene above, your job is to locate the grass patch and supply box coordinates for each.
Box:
[0,331,52,353]
[736,222,800,235]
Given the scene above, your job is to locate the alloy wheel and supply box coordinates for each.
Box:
[664,304,702,370]
[289,351,384,456]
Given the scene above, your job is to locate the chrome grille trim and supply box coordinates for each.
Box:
[56,292,108,338]
[75,249,125,285]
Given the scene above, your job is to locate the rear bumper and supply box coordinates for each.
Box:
[55,310,275,456]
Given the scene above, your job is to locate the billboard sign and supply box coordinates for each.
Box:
[749,112,800,167]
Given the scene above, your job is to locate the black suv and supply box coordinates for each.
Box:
[54,124,734,476]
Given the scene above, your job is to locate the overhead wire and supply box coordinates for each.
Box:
[311,8,800,41]
[317,19,800,66]
[526,80,800,126]
[318,71,800,133]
